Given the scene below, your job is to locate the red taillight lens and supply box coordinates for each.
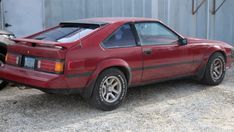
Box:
[5,53,21,65]
[37,59,64,74]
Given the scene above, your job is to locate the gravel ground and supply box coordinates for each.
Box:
[0,68,234,132]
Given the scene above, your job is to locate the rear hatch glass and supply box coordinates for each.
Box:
[32,22,106,43]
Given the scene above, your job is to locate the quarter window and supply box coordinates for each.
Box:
[135,22,179,45]
[102,24,136,48]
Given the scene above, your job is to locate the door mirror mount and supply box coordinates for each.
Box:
[178,38,188,45]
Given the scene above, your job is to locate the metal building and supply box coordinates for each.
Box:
[0,0,233,45]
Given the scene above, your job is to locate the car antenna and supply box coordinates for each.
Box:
[78,28,83,48]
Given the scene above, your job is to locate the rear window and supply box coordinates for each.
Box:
[32,25,99,43]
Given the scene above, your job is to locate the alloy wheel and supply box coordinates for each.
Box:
[101,76,122,103]
[210,58,224,82]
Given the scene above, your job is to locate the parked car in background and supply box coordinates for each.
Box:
[0,30,15,90]
[0,30,15,45]
[0,18,233,110]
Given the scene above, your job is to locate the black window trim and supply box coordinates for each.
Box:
[133,21,183,46]
[101,23,139,49]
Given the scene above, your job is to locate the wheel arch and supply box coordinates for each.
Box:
[196,46,227,80]
[206,50,227,63]
[203,46,227,63]
[82,59,132,98]
[200,50,227,85]
[196,47,227,80]
[215,51,227,62]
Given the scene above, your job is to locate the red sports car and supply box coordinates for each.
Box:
[0,18,233,110]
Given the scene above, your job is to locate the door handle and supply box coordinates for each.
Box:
[143,48,152,55]
[5,23,12,27]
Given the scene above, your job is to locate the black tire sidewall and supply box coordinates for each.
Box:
[204,53,226,85]
[0,53,8,90]
[91,68,128,110]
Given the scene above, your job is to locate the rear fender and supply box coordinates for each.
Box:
[82,59,131,98]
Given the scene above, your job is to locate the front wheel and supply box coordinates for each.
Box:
[90,68,128,111]
[0,53,8,90]
[202,52,226,85]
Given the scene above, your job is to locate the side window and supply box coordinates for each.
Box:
[135,22,179,45]
[102,24,136,48]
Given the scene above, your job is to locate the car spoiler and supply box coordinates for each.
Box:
[12,38,70,49]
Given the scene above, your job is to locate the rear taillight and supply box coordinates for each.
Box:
[5,53,21,65]
[37,59,64,74]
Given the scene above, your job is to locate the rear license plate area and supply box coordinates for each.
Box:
[23,57,36,69]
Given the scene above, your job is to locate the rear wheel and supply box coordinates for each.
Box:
[0,53,8,90]
[202,52,226,85]
[90,68,128,111]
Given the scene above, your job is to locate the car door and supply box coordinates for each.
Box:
[101,24,143,84]
[134,22,194,82]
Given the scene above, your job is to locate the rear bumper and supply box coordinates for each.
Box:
[0,64,69,89]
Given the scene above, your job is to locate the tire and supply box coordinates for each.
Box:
[0,53,8,90]
[201,52,226,86]
[90,68,128,111]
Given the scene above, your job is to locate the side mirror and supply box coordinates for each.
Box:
[178,38,188,45]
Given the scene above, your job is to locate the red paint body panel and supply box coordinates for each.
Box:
[141,42,195,81]
[0,17,233,94]
[0,65,69,88]
[8,44,67,59]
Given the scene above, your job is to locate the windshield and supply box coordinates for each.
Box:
[33,26,97,43]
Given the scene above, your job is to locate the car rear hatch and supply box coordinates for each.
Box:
[5,21,108,74]
[6,39,68,74]
[11,38,67,59]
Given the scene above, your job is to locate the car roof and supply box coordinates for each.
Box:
[61,17,159,25]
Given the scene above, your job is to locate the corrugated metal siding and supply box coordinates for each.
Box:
[42,0,234,45]
[44,0,86,27]
[44,0,153,27]
[0,2,3,29]
[195,0,208,39]
[166,0,197,36]
[213,0,234,44]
